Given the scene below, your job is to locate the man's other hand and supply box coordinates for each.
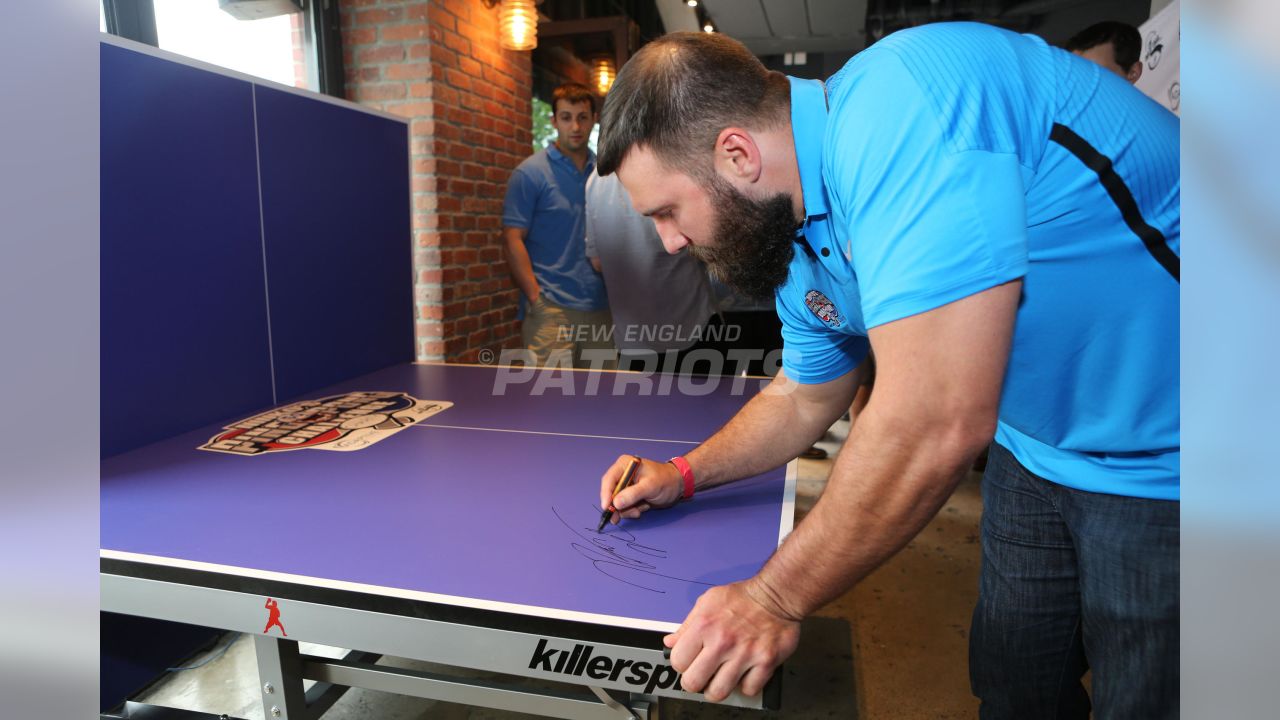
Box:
[663,580,801,701]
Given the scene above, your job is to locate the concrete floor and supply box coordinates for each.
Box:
[134,415,984,719]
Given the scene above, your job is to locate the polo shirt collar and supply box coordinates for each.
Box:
[787,76,830,220]
[547,143,595,174]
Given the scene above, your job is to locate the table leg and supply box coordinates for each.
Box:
[253,635,306,720]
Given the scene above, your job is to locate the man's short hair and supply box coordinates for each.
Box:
[596,32,790,178]
[1065,21,1142,71]
[551,83,598,115]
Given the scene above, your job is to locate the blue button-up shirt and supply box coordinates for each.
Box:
[776,23,1179,500]
[776,76,871,383]
[502,144,607,313]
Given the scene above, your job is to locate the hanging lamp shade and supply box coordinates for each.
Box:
[499,0,538,51]
[591,56,617,96]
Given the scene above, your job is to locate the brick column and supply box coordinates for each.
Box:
[289,13,307,88]
[339,0,530,362]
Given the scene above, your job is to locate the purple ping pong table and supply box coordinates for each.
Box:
[101,362,796,719]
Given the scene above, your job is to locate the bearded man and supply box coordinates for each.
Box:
[594,23,1179,719]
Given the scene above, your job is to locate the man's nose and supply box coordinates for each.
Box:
[654,221,690,254]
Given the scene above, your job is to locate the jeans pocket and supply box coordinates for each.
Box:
[982,445,1075,550]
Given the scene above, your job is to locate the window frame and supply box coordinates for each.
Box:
[100,0,345,98]
[102,0,157,46]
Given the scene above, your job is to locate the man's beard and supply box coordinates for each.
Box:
[687,175,798,302]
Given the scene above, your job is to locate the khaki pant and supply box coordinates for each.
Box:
[521,295,615,369]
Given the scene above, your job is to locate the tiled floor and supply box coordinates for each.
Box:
[133,416,984,719]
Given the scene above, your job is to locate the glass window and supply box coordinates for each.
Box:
[532,97,556,151]
[153,0,309,89]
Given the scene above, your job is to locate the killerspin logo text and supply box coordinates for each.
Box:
[527,639,682,694]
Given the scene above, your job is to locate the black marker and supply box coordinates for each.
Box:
[597,456,641,532]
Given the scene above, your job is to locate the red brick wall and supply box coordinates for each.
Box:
[290,13,307,88]
[339,0,531,362]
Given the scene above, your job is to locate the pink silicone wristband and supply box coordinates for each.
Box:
[668,456,695,500]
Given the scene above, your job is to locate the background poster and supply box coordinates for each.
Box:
[1137,0,1181,114]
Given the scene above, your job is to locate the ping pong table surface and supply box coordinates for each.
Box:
[101,362,795,715]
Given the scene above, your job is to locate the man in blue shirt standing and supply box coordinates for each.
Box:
[503,83,610,367]
[594,25,1178,718]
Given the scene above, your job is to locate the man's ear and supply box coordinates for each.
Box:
[715,127,763,183]
[1126,62,1143,84]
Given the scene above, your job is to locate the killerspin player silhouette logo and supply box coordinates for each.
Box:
[199,391,451,455]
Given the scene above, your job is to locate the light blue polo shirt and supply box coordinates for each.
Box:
[777,22,1180,500]
[503,145,607,314]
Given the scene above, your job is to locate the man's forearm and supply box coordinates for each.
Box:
[502,229,539,301]
[746,283,1018,620]
[686,370,857,490]
[746,404,987,621]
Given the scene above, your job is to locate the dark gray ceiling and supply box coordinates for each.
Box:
[698,0,1153,58]
[701,0,868,54]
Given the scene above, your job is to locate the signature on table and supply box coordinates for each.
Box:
[551,506,713,594]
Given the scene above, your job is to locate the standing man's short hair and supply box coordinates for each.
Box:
[1065,21,1142,76]
[597,32,790,179]
[552,83,598,115]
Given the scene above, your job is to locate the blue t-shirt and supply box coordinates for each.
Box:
[502,145,607,313]
[777,23,1180,500]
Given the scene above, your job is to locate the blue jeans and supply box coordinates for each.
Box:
[970,443,1179,719]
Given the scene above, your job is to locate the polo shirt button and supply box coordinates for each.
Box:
[820,247,831,257]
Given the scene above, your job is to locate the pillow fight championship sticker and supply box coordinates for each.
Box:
[199,391,451,455]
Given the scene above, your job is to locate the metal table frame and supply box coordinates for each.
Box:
[101,557,782,720]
